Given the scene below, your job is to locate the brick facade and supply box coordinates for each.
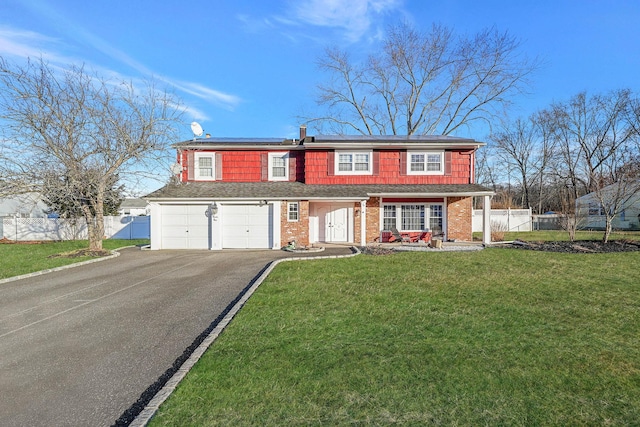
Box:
[280,200,310,247]
[364,197,381,243]
[446,196,473,241]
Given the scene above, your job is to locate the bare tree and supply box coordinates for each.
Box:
[306,23,540,135]
[0,57,183,250]
[491,113,556,213]
[548,90,639,242]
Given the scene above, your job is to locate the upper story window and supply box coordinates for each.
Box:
[195,152,216,181]
[407,151,444,175]
[268,152,289,181]
[336,151,372,175]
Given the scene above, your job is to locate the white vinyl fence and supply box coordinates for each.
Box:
[1,216,150,241]
[472,208,532,232]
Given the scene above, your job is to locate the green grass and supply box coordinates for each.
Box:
[150,249,640,426]
[0,239,149,280]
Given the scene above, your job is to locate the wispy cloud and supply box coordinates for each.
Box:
[0,2,243,113]
[167,80,242,110]
[0,26,70,62]
[282,0,404,43]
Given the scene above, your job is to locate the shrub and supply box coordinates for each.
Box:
[491,220,508,241]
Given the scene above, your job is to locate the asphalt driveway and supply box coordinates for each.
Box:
[0,245,354,426]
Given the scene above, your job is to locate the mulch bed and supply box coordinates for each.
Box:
[47,249,112,258]
[501,240,640,253]
[362,240,640,255]
[360,246,398,256]
[0,238,45,244]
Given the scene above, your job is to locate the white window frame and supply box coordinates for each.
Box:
[382,203,444,232]
[382,205,397,231]
[335,150,373,175]
[407,151,444,175]
[268,152,289,181]
[195,152,216,181]
[287,202,299,222]
[400,204,425,231]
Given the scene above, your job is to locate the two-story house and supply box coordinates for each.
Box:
[145,126,493,250]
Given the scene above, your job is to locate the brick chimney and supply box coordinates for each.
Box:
[299,124,307,141]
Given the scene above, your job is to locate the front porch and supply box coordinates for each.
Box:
[280,190,493,248]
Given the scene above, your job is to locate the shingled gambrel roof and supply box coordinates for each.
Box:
[145,182,493,200]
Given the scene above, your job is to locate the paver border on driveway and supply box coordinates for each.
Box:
[126,247,361,427]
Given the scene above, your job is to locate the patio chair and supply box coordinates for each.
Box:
[390,226,412,243]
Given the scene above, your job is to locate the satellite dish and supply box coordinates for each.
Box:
[170,163,182,175]
[190,121,204,140]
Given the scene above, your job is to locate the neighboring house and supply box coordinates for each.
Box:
[0,193,49,239]
[576,184,640,230]
[145,126,494,250]
[118,198,150,216]
[0,193,49,218]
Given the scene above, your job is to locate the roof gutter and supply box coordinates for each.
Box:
[302,142,484,150]
[368,191,495,198]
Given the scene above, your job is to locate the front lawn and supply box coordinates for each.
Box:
[0,239,149,280]
[150,248,640,426]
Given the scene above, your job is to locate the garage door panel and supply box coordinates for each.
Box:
[161,204,210,249]
[222,205,271,249]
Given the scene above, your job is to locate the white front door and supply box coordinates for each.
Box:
[318,205,349,242]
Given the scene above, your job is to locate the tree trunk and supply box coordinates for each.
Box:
[81,204,104,251]
[602,216,612,244]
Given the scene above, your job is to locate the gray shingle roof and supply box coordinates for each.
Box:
[145,182,493,200]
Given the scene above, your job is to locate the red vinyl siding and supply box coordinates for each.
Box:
[180,148,473,184]
[304,150,472,185]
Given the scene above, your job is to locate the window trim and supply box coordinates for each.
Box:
[287,202,299,222]
[268,152,289,181]
[406,151,444,175]
[382,203,444,232]
[194,152,216,181]
[335,150,373,175]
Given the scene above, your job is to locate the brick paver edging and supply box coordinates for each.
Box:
[130,246,361,427]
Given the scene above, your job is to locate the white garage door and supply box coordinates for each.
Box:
[222,204,272,249]
[161,205,210,249]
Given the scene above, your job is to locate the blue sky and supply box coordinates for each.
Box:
[2,0,640,143]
